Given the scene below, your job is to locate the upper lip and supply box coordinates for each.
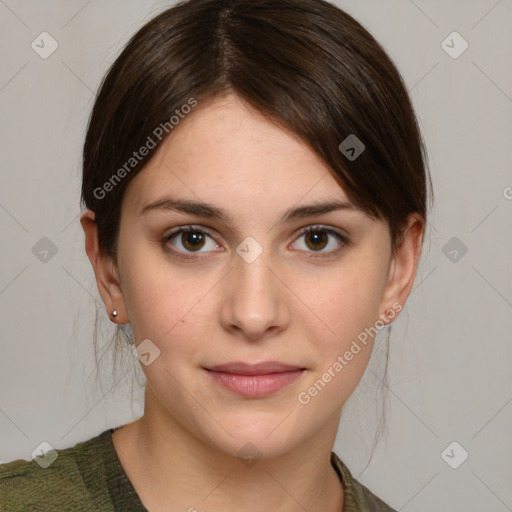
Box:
[204,361,305,375]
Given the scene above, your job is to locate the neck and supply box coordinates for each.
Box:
[113,388,344,512]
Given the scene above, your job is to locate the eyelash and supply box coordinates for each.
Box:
[160,225,351,261]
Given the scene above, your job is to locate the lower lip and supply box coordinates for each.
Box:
[204,369,305,398]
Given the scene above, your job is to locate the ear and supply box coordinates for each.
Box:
[80,210,128,324]
[378,213,424,324]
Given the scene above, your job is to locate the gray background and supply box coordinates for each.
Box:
[0,1,511,511]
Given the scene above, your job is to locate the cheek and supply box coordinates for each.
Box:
[293,265,387,410]
[121,252,219,360]
[295,259,387,350]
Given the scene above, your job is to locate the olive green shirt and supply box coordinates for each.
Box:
[0,428,397,511]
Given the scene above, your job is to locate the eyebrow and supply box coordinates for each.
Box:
[139,196,358,224]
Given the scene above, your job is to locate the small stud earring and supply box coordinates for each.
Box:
[111,310,118,318]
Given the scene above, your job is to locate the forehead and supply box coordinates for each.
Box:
[123,94,350,217]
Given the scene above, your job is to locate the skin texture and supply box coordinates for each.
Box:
[81,93,423,512]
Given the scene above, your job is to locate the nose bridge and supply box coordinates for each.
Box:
[235,243,274,294]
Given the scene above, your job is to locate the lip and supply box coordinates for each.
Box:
[205,361,304,375]
[203,361,306,398]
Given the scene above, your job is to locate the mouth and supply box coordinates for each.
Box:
[203,361,307,398]
[205,361,305,375]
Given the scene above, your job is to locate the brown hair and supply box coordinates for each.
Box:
[82,0,430,261]
[81,0,431,442]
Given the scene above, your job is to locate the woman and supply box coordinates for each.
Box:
[0,0,430,510]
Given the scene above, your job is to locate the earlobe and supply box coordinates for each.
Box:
[80,210,128,323]
[378,213,424,325]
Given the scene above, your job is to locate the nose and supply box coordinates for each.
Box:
[219,246,290,341]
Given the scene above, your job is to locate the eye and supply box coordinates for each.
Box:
[161,224,350,261]
[161,226,222,259]
[291,225,350,258]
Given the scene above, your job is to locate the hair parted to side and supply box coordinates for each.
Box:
[81,0,431,448]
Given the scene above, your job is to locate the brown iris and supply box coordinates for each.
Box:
[181,231,206,251]
[305,230,328,251]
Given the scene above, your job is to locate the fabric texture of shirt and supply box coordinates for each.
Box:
[0,428,397,511]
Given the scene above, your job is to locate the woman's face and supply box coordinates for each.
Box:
[100,94,412,459]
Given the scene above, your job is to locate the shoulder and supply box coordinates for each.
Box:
[330,451,398,512]
[0,429,112,512]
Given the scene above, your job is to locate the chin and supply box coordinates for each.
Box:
[200,413,311,461]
